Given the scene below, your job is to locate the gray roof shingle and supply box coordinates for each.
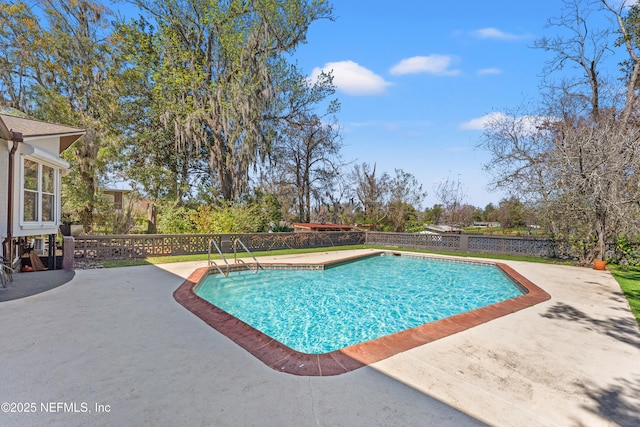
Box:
[0,114,84,138]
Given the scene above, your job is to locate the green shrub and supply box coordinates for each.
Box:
[157,205,197,234]
[190,203,264,233]
[611,236,640,269]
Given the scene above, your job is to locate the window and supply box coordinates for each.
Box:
[21,158,59,224]
[113,192,123,211]
[42,165,55,221]
[23,160,38,221]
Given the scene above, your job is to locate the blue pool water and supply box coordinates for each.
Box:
[195,255,524,354]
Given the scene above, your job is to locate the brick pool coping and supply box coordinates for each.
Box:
[173,253,551,376]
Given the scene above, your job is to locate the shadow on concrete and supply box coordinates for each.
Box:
[0,269,75,302]
[574,375,640,427]
[540,302,640,349]
[0,262,487,426]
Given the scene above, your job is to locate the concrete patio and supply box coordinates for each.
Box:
[0,249,639,426]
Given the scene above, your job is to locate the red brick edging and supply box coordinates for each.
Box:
[173,260,550,376]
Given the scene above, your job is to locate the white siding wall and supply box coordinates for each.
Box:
[12,136,65,238]
[27,136,61,152]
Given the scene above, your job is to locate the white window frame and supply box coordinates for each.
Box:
[19,156,61,227]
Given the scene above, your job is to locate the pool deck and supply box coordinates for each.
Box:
[1,249,639,426]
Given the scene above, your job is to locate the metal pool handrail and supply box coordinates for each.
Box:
[208,238,229,277]
[233,238,261,274]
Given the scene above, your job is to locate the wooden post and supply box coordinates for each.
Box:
[48,234,56,270]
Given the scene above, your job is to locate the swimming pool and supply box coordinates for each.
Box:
[174,251,550,375]
[195,254,524,354]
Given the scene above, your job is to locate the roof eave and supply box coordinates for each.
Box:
[0,116,12,141]
[21,131,85,154]
[59,133,84,153]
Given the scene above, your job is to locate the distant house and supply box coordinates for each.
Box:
[99,187,149,234]
[472,221,501,228]
[1,113,84,265]
[423,224,462,234]
[292,223,353,232]
[103,188,132,212]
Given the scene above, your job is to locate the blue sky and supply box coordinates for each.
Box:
[289,0,611,208]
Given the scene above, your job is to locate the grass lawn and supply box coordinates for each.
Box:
[609,265,640,327]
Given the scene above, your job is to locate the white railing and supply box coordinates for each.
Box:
[233,238,260,274]
[208,238,229,277]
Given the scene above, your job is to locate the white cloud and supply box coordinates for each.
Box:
[310,61,392,95]
[460,112,506,130]
[390,55,460,76]
[461,112,553,132]
[472,27,528,40]
[477,67,502,75]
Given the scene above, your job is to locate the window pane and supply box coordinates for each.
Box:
[24,159,38,191]
[42,165,55,193]
[114,193,123,210]
[24,190,37,221]
[42,194,55,222]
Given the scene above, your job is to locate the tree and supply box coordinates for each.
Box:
[0,2,39,109]
[480,0,640,263]
[472,207,484,223]
[484,203,498,222]
[534,0,613,121]
[124,0,334,201]
[387,169,427,232]
[350,163,390,230]
[190,198,280,234]
[0,0,125,228]
[496,197,527,229]
[433,175,467,226]
[424,204,445,225]
[115,17,213,232]
[348,164,426,231]
[269,67,343,223]
[602,0,640,126]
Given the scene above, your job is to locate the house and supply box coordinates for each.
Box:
[423,224,462,234]
[99,187,150,234]
[1,113,84,267]
[472,221,501,228]
[292,223,353,232]
[103,188,132,213]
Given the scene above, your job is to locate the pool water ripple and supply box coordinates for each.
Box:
[195,255,523,354]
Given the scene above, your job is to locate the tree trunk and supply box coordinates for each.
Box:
[596,208,607,261]
[79,168,95,230]
[146,202,157,234]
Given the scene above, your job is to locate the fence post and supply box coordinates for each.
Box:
[62,236,75,271]
[459,234,469,252]
[221,235,232,253]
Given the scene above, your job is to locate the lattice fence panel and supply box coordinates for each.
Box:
[73,231,595,261]
[366,232,567,259]
[467,236,555,256]
[73,232,364,260]
[74,234,223,259]
[366,232,461,250]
